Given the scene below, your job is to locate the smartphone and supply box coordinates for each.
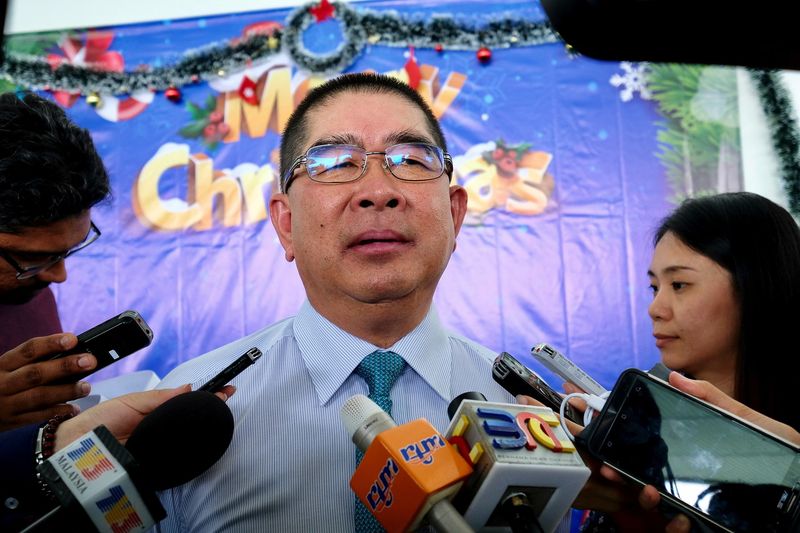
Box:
[580,368,800,532]
[198,347,262,392]
[531,343,608,397]
[492,352,582,424]
[49,310,153,382]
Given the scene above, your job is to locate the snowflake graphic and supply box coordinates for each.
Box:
[610,62,651,102]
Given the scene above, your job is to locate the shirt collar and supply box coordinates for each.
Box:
[294,300,452,405]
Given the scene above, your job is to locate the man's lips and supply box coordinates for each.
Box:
[347,230,410,253]
[653,333,678,348]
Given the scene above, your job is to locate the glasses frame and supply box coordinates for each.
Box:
[0,221,102,280]
[281,143,453,193]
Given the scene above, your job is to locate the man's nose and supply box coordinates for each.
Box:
[351,156,405,210]
[34,259,67,284]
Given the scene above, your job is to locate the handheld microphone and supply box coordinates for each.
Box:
[445,394,590,533]
[340,394,475,533]
[23,390,234,532]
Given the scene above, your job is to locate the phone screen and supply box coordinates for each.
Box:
[587,370,800,532]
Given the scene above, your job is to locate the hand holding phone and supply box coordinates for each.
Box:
[49,310,153,383]
[580,368,800,532]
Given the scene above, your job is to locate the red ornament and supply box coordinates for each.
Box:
[165,86,182,103]
[309,0,335,22]
[477,47,492,64]
[238,76,259,105]
[434,43,443,53]
[404,47,421,90]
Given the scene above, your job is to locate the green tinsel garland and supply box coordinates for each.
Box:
[750,69,800,216]
[1,33,281,93]
[0,1,557,93]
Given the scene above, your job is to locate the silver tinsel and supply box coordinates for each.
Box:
[0,1,559,95]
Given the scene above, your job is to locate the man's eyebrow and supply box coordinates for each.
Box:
[310,133,361,148]
[307,129,436,150]
[384,129,436,146]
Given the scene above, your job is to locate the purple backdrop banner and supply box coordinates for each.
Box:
[13,0,735,388]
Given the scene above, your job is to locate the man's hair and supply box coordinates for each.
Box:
[654,192,800,430]
[0,91,111,233]
[279,73,447,190]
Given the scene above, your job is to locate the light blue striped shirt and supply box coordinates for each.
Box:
[155,300,515,532]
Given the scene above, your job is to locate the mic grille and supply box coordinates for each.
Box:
[340,394,382,438]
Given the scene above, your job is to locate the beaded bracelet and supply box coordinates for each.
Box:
[34,413,73,500]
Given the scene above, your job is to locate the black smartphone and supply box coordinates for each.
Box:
[49,310,153,382]
[492,351,582,424]
[580,368,800,532]
[198,347,262,392]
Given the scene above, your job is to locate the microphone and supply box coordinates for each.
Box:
[445,393,590,533]
[340,394,475,533]
[23,390,234,532]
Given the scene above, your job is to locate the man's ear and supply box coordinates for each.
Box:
[449,184,468,247]
[269,193,295,262]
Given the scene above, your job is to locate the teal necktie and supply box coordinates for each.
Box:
[353,350,407,533]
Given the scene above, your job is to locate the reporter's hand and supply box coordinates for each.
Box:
[54,384,236,451]
[0,334,97,432]
[562,381,589,414]
[516,393,691,532]
[668,371,800,445]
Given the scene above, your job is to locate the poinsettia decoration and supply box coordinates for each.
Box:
[178,94,230,151]
[46,31,124,107]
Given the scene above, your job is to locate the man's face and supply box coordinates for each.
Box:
[0,212,92,304]
[270,91,467,316]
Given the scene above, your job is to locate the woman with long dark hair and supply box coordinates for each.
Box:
[546,192,800,531]
[648,191,800,431]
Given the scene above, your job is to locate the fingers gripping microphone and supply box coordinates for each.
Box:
[445,394,590,533]
[340,394,475,533]
[25,391,234,532]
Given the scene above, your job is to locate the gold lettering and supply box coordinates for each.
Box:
[223,67,293,143]
[418,65,466,118]
[189,154,242,230]
[239,165,275,223]
[133,145,203,230]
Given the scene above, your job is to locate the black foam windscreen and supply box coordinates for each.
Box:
[125,390,234,491]
[447,391,487,420]
[541,0,800,70]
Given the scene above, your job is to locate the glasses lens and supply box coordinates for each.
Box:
[12,222,100,280]
[306,145,365,183]
[386,144,444,181]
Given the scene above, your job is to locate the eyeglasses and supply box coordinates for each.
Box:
[0,221,101,280]
[281,143,453,193]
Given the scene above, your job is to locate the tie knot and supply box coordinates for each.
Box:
[355,351,407,410]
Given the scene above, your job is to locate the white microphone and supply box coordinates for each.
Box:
[445,396,590,532]
[340,394,475,533]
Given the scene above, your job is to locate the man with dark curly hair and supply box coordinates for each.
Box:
[0,91,111,431]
